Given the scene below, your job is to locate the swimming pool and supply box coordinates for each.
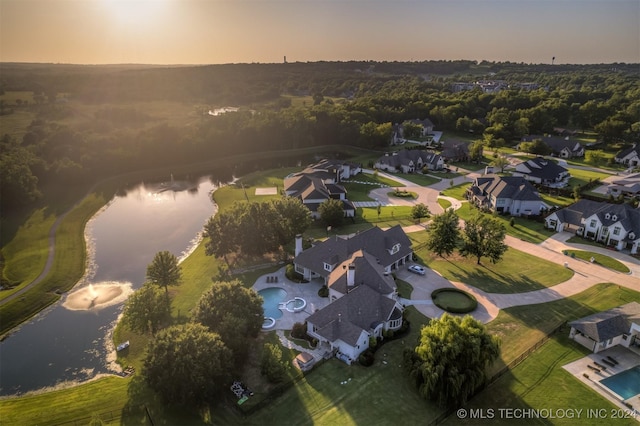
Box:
[258,287,286,319]
[600,365,640,400]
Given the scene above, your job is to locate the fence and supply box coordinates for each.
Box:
[428,321,566,426]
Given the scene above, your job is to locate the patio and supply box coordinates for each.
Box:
[563,345,640,411]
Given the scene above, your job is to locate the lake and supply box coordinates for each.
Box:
[0,176,218,396]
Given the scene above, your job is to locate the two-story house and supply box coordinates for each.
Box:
[374,149,444,173]
[512,157,570,187]
[544,199,640,254]
[305,250,404,363]
[467,175,546,216]
[615,144,640,168]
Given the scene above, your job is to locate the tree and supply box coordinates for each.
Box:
[404,314,500,408]
[460,214,508,265]
[192,280,263,361]
[122,282,170,335]
[402,121,423,140]
[411,203,430,220]
[519,139,552,156]
[318,198,344,227]
[143,323,232,405]
[490,154,509,173]
[468,140,484,162]
[260,343,288,383]
[584,150,605,166]
[426,209,460,258]
[272,197,312,246]
[146,251,182,303]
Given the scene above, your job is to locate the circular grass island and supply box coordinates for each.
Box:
[431,288,478,314]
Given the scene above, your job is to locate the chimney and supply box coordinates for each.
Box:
[295,234,303,256]
[347,263,355,287]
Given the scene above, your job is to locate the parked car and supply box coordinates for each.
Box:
[408,265,426,275]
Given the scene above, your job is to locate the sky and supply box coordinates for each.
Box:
[1,0,638,65]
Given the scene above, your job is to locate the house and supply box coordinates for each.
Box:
[520,135,584,158]
[305,250,404,363]
[467,175,546,216]
[512,157,570,187]
[544,199,640,253]
[568,302,640,354]
[440,139,471,163]
[374,149,444,173]
[391,119,435,144]
[293,225,413,282]
[607,173,640,198]
[283,159,361,219]
[615,144,640,167]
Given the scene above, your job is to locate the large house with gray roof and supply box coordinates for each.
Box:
[284,159,361,219]
[374,149,444,173]
[615,144,640,168]
[568,302,640,354]
[520,135,584,158]
[512,157,570,187]
[467,175,546,216]
[303,249,405,363]
[544,199,640,254]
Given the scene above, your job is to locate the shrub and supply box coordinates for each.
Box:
[285,264,304,282]
[291,322,307,339]
[358,349,375,367]
[509,217,515,227]
[318,285,329,297]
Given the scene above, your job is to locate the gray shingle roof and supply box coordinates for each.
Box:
[615,144,640,161]
[472,175,542,202]
[516,157,568,181]
[306,285,398,345]
[553,199,640,233]
[522,135,583,154]
[327,250,396,296]
[569,302,640,342]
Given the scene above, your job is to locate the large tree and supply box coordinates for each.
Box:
[318,198,345,227]
[146,251,182,303]
[426,209,460,258]
[122,282,170,335]
[460,214,508,265]
[404,314,500,408]
[143,323,232,406]
[192,280,263,361]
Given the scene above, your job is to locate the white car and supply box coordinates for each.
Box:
[408,265,426,275]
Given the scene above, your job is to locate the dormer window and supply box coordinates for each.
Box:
[605,213,610,220]
[630,232,636,240]
[612,215,618,221]
[389,243,400,255]
[323,262,332,272]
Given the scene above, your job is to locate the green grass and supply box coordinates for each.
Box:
[388,189,417,199]
[396,279,414,299]
[564,250,630,273]
[213,167,300,209]
[419,246,573,294]
[439,182,471,200]
[390,173,440,187]
[438,198,452,210]
[0,193,108,336]
[0,109,37,140]
[567,167,612,188]
[0,209,55,300]
[246,306,443,425]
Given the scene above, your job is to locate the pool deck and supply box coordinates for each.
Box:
[563,346,640,412]
[252,267,330,330]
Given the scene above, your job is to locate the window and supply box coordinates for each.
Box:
[589,219,597,228]
[613,227,620,236]
[390,243,400,255]
[323,262,332,272]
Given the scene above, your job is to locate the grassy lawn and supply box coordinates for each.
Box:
[438,198,452,210]
[540,192,575,209]
[564,250,630,274]
[439,182,471,200]
[246,306,443,425]
[212,167,301,209]
[567,167,612,188]
[390,173,441,187]
[396,279,414,299]
[0,193,108,336]
[449,283,640,425]
[418,247,573,294]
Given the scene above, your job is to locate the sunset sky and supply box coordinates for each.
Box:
[1,0,638,65]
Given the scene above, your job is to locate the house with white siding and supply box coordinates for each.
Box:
[374,149,444,173]
[569,302,640,354]
[544,199,640,254]
[512,157,570,188]
[467,175,546,216]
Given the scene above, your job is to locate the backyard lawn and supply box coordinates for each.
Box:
[563,250,630,274]
[567,167,612,188]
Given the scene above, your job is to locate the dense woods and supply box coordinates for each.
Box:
[1,60,639,215]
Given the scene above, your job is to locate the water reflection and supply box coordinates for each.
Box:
[0,176,217,396]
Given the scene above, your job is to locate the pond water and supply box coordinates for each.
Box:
[0,176,218,396]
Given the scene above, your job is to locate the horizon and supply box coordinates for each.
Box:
[1,0,638,66]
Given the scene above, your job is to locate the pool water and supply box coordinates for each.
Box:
[258,287,286,319]
[600,365,640,399]
[286,299,304,310]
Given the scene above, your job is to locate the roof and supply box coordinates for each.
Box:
[375,149,442,169]
[306,285,398,345]
[569,302,640,342]
[327,250,396,296]
[294,225,412,278]
[615,144,640,161]
[441,139,470,159]
[295,352,314,364]
[514,157,568,181]
[522,135,583,154]
[551,199,640,234]
[472,175,542,202]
